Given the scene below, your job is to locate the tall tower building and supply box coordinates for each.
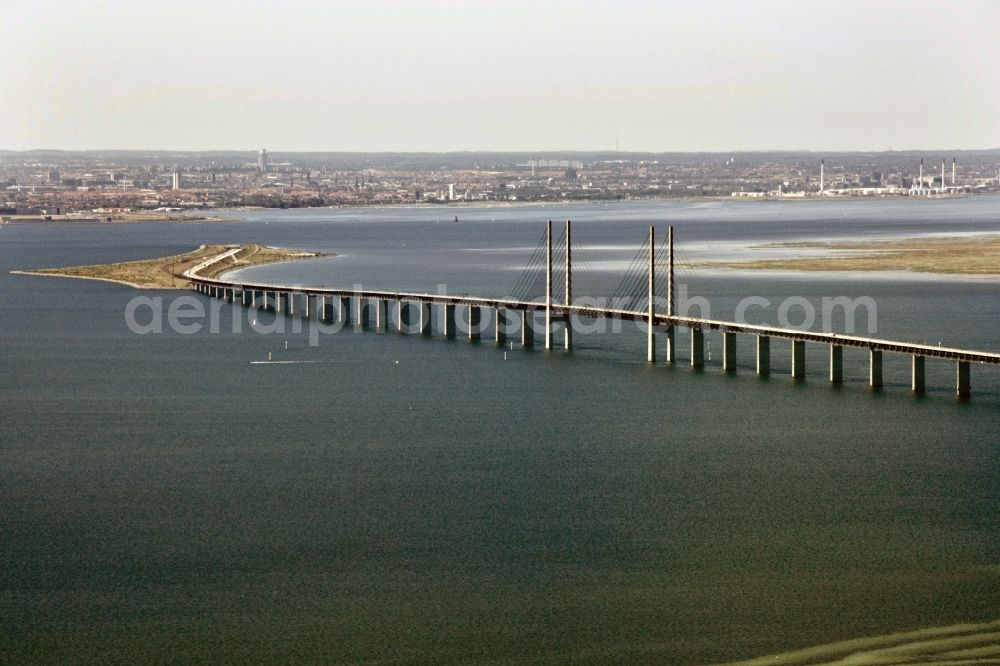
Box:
[172,171,180,190]
[257,148,269,173]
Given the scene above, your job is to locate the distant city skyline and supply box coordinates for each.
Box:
[2,0,999,153]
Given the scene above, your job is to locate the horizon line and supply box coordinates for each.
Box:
[3,147,1000,155]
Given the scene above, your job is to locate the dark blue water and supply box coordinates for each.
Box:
[2,198,998,664]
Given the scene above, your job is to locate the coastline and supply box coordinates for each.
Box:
[11,244,328,290]
[1,192,988,226]
[698,234,1000,277]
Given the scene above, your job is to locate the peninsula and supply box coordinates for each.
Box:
[11,244,325,289]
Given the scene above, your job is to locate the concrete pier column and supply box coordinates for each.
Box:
[469,306,481,341]
[756,335,770,375]
[521,310,534,348]
[722,331,737,373]
[275,291,283,313]
[791,340,805,378]
[829,345,843,383]
[564,219,572,352]
[956,361,971,398]
[360,301,372,329]
[647,225,656,363]
[545,220,553,350]
[303,294,312,319]
[251,290,259,309]
[397,301,411,333]
[241,290,249,306]
[338,297,351,326]
[287,292,295,316]
[495,309,507,344]
[690,328,704,368]
[443,304,457,338]
[375,299,389,333]
[912,355,926,393]
[869,349,883,388]
[665,327,675,364]
[321,296,334,323]
[419,302,432,336]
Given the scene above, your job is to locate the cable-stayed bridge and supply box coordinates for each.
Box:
[189,222,1000,398]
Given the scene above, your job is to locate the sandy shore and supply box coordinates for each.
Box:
[700,234,1000,277]
[12,244,327,289]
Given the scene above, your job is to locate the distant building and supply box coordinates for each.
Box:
[171,172,180,190]
[257,148,269,173]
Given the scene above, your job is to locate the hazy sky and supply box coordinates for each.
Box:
[2,0,998,152]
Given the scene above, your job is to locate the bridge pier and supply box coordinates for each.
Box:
[521,310,534,348]
[869,350,883,388]
[320,295,333,323]
[287,292,296,316]
[443,304,457,338]
[419,302,432,336]
[359,301,372,329]
[830,345,843,383]
[468,306,481,341]
[791,340,805,379]
[302,294,311,319]
[723,331,736,372]
[338,297,351,326]
[912,355,926,393]
[665,327,675,364]
[957,361,970,398]
[564,316,572,351]
[495,308,507,344]
[691,328,704,368]
[375,299,389,333]
[397,301,411,333]
[756,335,770,375]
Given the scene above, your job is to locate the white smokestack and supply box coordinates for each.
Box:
[819,159,824,193]
[952,158,956,185]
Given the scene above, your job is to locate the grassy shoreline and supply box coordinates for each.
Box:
[11,244,327,289]
[700,235,1000,276]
